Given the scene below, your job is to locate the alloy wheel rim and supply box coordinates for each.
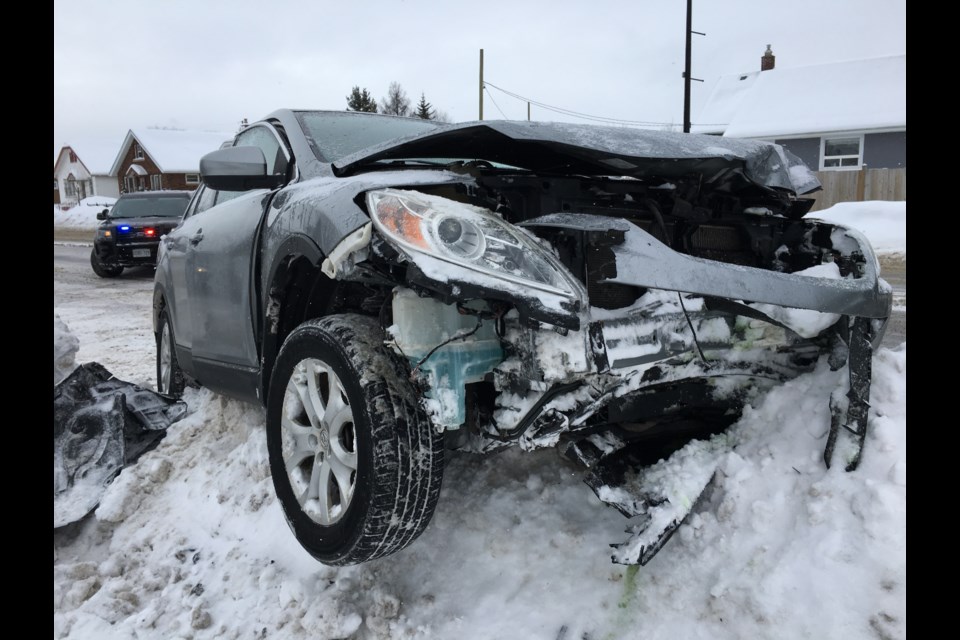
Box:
[159,323,172,393]
[280,358,358,525]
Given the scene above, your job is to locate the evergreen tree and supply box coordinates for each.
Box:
[379,81,411,116]
[414,93,434,119]
[346,86,378,112]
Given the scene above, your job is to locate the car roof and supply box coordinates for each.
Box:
[119,191,193,198]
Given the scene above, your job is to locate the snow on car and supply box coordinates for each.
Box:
[151,110,891,566]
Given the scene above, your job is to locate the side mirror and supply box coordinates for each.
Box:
[97,210,108,220]
[199,146,286,192]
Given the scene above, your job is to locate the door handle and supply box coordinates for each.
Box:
[190,229,204,246]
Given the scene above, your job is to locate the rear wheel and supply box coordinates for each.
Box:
[90,249,123,278]
[266,314,444,565]
[156,308,185,397]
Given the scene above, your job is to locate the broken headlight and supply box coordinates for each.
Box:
[366,188,579,298]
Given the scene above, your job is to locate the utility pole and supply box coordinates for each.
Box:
[527,102,530,121]
[479,48,484,121]
[683,0,705,133]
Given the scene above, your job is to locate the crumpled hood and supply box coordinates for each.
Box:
[333,120,821,196]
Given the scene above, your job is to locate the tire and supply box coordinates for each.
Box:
[156,307,185,397]
[90,249,123,278]
[266,314,444,565]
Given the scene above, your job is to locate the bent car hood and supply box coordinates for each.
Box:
[332,120,821,196]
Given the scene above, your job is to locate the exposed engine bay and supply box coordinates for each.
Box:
[318,166,889,563]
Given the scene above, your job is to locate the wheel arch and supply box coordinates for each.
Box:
[260,233,331,402]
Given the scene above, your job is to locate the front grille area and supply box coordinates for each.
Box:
[530,217,761,310]
[115,228,156,243]
[585,240,643,310]
[631,220,757,266]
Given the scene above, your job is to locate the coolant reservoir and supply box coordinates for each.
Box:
[390,288,504,428]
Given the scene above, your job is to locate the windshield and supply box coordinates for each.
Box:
[109,195,191,219]
[297,111,441,162]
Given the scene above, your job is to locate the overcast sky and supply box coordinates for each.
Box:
[53,0,905,150]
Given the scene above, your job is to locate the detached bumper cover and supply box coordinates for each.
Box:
[54,362,187,528]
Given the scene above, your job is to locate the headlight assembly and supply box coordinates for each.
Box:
[366,188,580,300]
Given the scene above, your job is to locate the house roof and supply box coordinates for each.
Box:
[693,54,906,138]
[54,137,124,176]
[110,128,235,175]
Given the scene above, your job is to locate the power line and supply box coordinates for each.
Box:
[483,80,726,128]
[483,86,510,120]
[483,80,670,126]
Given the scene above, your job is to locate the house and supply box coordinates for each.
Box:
[109,128,235,194]
[693,49,906,172]
[54,139,123,206]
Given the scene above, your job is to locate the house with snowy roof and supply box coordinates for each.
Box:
[109,128,234,194]
[54,139,123,206]
[693,49,905,173]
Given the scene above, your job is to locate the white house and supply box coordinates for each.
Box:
[54,139,123,206]
[693,50,906,172]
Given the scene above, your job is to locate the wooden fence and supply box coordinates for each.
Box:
[805,168,906,212]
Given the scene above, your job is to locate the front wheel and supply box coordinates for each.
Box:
[266,314,444,565]
[156,307,185,397]
[90,249,123,278]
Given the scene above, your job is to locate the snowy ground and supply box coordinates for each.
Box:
[54,201,906,639]
[54,196,117,229]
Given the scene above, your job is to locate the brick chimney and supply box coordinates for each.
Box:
[761,44,775,71]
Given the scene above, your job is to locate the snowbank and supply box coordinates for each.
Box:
[806,200,906,255]
[53,343,906,639]
[55,313,79,385]
[54,196,117,230]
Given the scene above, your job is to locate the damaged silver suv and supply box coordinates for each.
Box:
[153,110,890,566]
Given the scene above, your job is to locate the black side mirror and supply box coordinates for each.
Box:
[96,210,108,220]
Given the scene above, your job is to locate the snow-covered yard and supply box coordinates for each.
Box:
[54,201,906,640]
[54,196,117,229]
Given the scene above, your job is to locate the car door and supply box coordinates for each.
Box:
[186,123,292,397]
[160,186,216,355]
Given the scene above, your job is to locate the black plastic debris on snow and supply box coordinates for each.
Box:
[54,362,187,528]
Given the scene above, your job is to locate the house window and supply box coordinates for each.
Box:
[54,179,58,190]
[123,176,136,193]
[150,175,162,191]
[134,143,144,160]
[185,173,200,185]
[821,136,863,170]
[69,150,77,163]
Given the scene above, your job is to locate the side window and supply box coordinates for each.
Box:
[233,124,290,179]
[185,185,217,218]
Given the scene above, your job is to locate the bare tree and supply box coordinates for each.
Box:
[380,81,411,117]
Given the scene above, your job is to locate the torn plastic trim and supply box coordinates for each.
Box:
[526,213,891,319]
[321,222,372,279]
